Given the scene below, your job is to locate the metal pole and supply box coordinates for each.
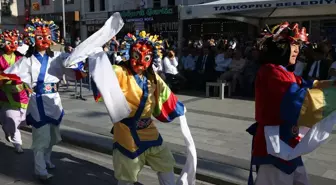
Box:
[0,0,2,25]
[62,0,66,41]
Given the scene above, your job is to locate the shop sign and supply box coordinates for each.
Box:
[118,7,178,23]
[213,0,336,12]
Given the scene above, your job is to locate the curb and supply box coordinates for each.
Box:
[20,126,244,185]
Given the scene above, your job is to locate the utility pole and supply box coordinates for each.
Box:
[0,0,2,25]
[62,0,66,41]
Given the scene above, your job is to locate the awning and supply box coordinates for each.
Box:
[180,0,336,20]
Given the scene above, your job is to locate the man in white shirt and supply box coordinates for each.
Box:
[163,51,178,75]
[163,50,185,91]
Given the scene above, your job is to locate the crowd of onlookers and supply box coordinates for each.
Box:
[175,38,260,97]
[59,34,336,98]
[160,37,336,97]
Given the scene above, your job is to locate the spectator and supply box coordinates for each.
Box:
[110,36,120,52]
[183,49,197,88]
[220,49,246,94]
[75,37,81,46]
[163,50,179,88]
[214,48,228,79]
[294,54,307,77]
[241,48,260,97]
[304,47,330,80]
[196,47,216,90]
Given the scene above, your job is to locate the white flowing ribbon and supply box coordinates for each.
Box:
[265,110,336,160]
[177,109,197,185]
[63,12,124,68]
[88,52,131,123]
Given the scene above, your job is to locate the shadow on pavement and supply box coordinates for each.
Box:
[59,127,248,185]
[78,111,110,118]
[0,140,143,185]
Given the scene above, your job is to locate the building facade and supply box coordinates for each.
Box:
[81,0,181,40]
[0,0,22,30]
[16,0,81,44]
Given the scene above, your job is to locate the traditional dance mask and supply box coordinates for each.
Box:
[130,42,153,74]
[121,31,163,74]
[0,30,22,54]
[35,27,52,50]
[24,18,59,50]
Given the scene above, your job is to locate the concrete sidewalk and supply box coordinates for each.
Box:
[0,130,214,185]
[27,83,336,184]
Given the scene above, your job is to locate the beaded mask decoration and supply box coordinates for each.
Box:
[24,18,60,49]
[120,30,163,73]
[0,29,23,53]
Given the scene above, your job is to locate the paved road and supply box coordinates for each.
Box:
[0,130,213,185]
[55,83,336,184]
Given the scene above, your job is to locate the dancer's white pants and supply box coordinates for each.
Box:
[255,165,310,185]
[31,124,61,176]
[118,172,175,185]
[0,108,26,145]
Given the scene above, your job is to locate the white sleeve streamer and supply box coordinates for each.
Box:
[264,110,336,160]
[63,12,124,68]
[4,57,32,88]
[177,108,197,185]
[88,51,131,123]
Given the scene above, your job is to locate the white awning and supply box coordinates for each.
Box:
[180,0,336,20]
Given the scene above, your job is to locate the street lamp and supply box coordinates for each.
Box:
[53,0,66,41]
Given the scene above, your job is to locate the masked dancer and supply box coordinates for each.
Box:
[247,22,336,185]
[0,29,30,153]
[0,18,86,181]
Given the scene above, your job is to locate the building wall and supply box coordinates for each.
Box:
[16,0,81,16]
[1,0,23,30]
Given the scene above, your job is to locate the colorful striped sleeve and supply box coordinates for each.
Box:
[297,82,336,128]
[153,74,185,122]
[280,80,336,128]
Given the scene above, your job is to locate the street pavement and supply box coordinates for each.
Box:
[0,129,213,185]
[18,82,336,184]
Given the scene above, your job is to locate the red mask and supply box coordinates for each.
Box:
[130,42,153,74]
[4,37,19,54]
[35,27,52,50]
